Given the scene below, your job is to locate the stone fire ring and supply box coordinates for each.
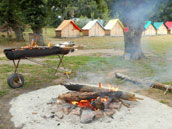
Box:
[10,85,172,129]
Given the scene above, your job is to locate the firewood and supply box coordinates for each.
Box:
[115,72,172,94]
[58,91,100,102]
[152,82,172,94]
[58,91,143,103]
[62,83,107,92]
[62,83,143,101]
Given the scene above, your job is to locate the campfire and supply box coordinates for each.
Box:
[55,83,143,124]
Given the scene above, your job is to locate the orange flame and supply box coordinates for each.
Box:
[48,42,51,47]
[107,83,118,91]
[98,83,102,89]
[100,97,108,102]
[70,83,119,110]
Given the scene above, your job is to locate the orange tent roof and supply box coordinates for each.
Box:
[55,20,81,31]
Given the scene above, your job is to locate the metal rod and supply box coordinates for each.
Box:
[54,55,65,74]
[13,59,20,73]
[26,58,57,70]
[12,59,22,84]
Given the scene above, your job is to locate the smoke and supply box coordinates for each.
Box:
[70,0,172,91]
[151,48,172,83]
[112,0,169,28]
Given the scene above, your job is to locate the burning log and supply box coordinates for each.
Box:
[62,83,107,92]
[62,83,142,101]
[59,83,143,110]
[58,91,143,102]
[115,72,172,94]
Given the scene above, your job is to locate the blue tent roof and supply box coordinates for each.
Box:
[144,21,152,29]
[153,22,164,30]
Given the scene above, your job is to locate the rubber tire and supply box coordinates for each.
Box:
[7,73,24,88]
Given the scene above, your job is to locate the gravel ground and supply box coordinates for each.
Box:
[10,85,172,129]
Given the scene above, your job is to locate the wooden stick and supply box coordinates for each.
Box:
[115,72,172,94]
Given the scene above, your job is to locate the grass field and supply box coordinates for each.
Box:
[0,28,172,107]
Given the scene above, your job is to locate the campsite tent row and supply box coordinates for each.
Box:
[55,19,124,37]
[143,21,172,36]
[55,20,172,38]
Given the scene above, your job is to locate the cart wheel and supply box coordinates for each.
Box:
[7,73,24,88]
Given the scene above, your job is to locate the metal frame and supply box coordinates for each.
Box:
[11,54,69,79]
[12,59,22,84]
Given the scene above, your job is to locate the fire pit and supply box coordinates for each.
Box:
[9,85,172,129]
[56,83,143,123]
[3,42,79,88]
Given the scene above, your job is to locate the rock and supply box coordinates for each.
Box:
[80,110,95,124]
[56,112,64,119]
[94,110,104,119]
[104,109,116,117]
[71,107,81,116]
[62,105,71,115]
[32,112,38,115]
[109,102,122,110]
[56,99,63,104]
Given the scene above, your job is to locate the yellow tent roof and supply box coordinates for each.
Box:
[104,19,124,30]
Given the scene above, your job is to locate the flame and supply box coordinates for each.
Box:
[98,83,119,91]
[71,96,109,110]
[48,42,51,47]
[70,83,118,110]
[72,101,78,105]
[98,83,102,89]
[71,99,95,109]
[100,97,108,102]
[12,36,53,52]
[107,83,118,91]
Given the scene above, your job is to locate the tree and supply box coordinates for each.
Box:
[0,0,25,41]
[107,0,168,60]
[159,1,172,21]
[47,0,110,27]
[20,0,47,45]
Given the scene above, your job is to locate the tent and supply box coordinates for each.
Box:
[153,22,168,35]
[82,20,105,37]
[104,19,124,36]
[143,21,156,36]
[55,20,81,38]
[165,21,172,34]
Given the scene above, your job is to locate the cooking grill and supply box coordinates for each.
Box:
[4,46,70,60]
[3,42,77,88]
